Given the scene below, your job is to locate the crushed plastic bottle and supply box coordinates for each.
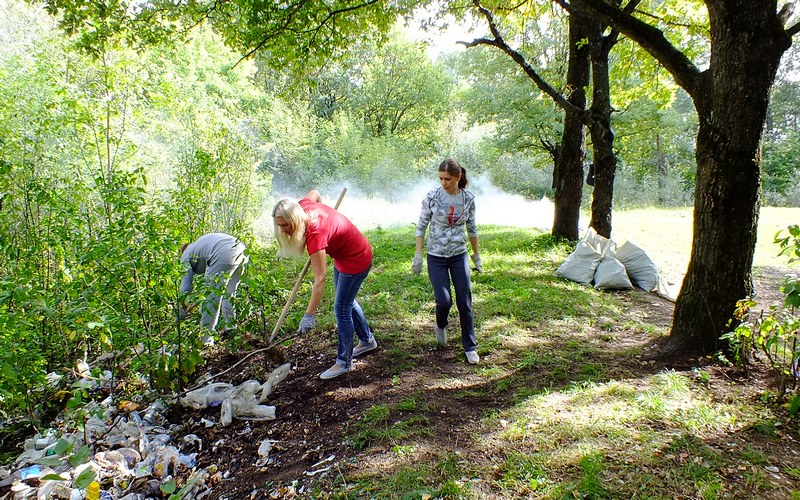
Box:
[178,452,197,469]
[85,417,109,441]
[182,434,202,451]
[134,457,153,478]
[267,363,292,387]
[19,464,41,480]
[240,405,276,420]
[36,475,73,499]
[94,450,134,476]
[11,481,35,499]
[143,400,167,425]
[257,440,273,458]
[115,447,141,468]
[153,446,179,478]
[220,399,233,427]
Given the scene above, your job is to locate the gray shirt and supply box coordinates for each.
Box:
[180,233,246,294]
[416,187,477,258]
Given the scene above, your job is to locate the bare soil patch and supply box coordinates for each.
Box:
[162,266,798,498]
[3,266,794,499]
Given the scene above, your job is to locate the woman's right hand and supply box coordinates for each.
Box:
[297,313,316,334]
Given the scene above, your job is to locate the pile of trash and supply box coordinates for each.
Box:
[555,228,676,300]
[0,362,292,499]
[179,362,291,427]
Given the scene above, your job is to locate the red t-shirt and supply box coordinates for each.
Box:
[299,198,373,274]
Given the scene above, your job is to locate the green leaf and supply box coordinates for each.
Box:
[160,479,177,494]
[68,445,90,467]
[73,468,96,489]
[41,473,66,481]
[788,395,800,415]
[53,438,74,455]
[170,476,201,500]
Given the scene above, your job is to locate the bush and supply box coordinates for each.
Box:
[723,225,800,414]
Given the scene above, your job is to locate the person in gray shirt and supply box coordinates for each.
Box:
[413,158,482,365]
[179,233,248,341]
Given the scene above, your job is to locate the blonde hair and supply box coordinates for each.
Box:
[272,198,308,259]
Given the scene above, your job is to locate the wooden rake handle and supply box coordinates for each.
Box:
[268,187,348,342]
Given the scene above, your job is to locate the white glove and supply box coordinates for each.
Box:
[471,253,483,273]
[412,251,423,275]
[297,313,316,334]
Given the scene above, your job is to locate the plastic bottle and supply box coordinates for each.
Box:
[241,405,276,420]
[267,363,292,387]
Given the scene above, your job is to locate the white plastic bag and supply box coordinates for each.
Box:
[615,241,659,291]
[593,253,633,290]
[555,239,602,285]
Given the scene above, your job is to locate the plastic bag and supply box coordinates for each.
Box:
[594,253,633,290]
[555,240,602,285]
[616,241,659,291]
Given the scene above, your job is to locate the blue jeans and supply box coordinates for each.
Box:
[333,265,373,367]
[427,253,477,352]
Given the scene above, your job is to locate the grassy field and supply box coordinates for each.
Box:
[245,211,800,498]
[610,206,800,282]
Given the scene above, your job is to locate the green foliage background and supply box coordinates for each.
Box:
[0,0,798,423]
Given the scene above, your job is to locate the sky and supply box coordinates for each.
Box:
[401,10,481,60]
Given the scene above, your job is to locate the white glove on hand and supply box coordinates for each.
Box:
[412,252,423,275]
[471,253,483,273]
[298,313,316,334]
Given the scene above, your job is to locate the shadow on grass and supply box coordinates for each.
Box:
[246,226,796,499]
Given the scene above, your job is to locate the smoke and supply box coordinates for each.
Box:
[252,173,556,244]
[338,173,555,231]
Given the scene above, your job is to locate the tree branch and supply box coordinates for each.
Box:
[238,0,312,63]
[463,0,584,117]
[237,0,382,64]
[563,0,703,100]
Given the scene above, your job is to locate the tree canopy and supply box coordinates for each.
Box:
[2,0,798,422]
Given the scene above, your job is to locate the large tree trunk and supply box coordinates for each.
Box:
[552,12,592,241]
[665,1,790,356]
[587,22,617,239]
[568,0,792,358]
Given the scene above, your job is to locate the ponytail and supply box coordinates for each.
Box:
[458,167,468,189]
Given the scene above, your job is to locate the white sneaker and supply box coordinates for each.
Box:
[465,350,480,365]
[435,327,447,346]
[320,363,351,380]
[353,338,378,357]
[201,333,215,346]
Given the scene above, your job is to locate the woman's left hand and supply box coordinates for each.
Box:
[471,254,483,273]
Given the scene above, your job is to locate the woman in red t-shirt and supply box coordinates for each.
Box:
[272,190,377,379]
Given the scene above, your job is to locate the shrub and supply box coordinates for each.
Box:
[723,225,800,414]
